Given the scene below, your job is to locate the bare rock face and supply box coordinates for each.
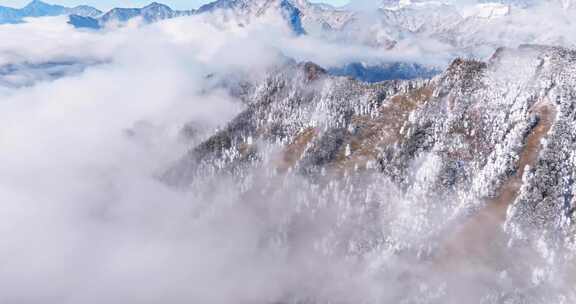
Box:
[162,45,576,303]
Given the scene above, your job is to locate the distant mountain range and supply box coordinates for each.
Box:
[0,0,343,35]
[88,2,194,28]
[2,0,575,30]
[68,0,309,34]
[3,0,576,62]
[0,0,195,27]
[0,0,101,24]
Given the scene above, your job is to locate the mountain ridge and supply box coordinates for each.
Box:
[67,0,309,34]
[159,45,576,302]
[0,0,101,24]
[5,0,576,58]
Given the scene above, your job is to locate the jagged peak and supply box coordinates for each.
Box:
[143,2,173,10]
[103,2,176,14]
[23,0,58,8]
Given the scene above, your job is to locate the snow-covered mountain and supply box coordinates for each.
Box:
[335,0,576,55]
[0,0,101,24]
[7,0,576,84]
[286,0,354,31]
[161,45,576,302]
[193,0,359,34]
[195,0,306,34]
[68,0,352,35]
[98,2,193,25]
[48,0,576,57]
[68,2,194,29]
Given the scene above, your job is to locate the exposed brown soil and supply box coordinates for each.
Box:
[274,86,433,173]
[438,99,557,268]
[335,86,434,171]
[277,127,318,171]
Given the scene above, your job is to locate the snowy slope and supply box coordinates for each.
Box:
[195,0,307,34]
[162,45,576,303]
[69,2,194,29]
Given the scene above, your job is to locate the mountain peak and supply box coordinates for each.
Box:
[143,2,173,10]
[24,0,53,8]
[20,0,65,16]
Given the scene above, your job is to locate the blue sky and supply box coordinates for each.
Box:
[0,0,350,10]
